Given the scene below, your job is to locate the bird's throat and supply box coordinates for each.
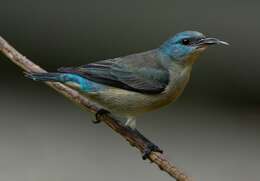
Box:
[181,50,204,65]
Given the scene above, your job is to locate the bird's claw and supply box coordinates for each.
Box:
[93,109,110,124]
[142,143,163,160]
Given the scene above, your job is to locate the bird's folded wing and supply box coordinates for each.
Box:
[58,50,169,94]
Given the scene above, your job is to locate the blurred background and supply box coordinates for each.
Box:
[0,0,259,180]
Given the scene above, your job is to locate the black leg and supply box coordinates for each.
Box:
[93,111,163,159]
[125,127,163,160]
[142,142,163,160]
[93,109,110,124]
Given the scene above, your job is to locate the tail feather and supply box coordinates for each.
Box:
[25,72,62,82]
[25,72,102,92]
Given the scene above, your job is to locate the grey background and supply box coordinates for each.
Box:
[0,0,259,180]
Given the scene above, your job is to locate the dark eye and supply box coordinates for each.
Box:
[182,39,190,45]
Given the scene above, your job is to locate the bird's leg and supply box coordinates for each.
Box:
[94,110,162,159]
[93,109,110,124]
[125,127,163,160]
[142,142,163,160]
[124,117,136,129]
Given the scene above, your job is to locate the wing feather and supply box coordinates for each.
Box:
[58,50,169,94]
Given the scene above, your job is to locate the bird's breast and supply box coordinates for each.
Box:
[154,65,192,106]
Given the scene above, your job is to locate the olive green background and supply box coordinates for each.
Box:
[0,0,259,180]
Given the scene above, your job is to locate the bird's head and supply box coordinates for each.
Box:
[159,31,229,65]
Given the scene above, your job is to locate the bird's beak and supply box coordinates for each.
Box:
[196,38,229,48]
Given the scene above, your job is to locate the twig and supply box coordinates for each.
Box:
[0,36,191,181]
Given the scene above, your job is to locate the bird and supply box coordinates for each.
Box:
[25,31,228,158]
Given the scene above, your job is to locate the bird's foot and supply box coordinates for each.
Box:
[93,111,163,160]
[142,142,163,160]
[125,128,163,160]
[92,109,110,124]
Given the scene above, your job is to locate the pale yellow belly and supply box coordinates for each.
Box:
[86,75,190,117]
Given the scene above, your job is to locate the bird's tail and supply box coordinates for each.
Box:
[25,72,63,82]
[25,72,100,92]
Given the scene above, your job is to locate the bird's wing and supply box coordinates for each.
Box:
[58,50,169,94]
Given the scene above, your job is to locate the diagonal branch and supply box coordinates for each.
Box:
[0,36,191,181]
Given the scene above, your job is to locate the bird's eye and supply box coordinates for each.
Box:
[182,39,190,45]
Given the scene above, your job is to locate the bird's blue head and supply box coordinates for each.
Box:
[159,31,228,65]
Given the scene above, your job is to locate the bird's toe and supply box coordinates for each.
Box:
[142,143,163,160]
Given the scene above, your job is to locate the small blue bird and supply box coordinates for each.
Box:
[26,31,228,157]
[26,31,228,128]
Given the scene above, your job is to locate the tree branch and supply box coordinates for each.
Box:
[0,36,191,181]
